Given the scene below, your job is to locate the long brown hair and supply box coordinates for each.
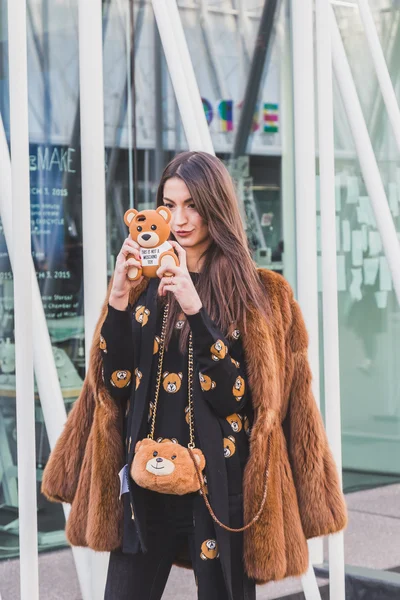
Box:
[156,151,269,352]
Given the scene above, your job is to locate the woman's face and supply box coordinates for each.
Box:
[162,177,210,252]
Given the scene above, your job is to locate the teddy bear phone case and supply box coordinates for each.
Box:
[124,206,179,280]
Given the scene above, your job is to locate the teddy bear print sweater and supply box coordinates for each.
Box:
[99,273,252,552]
[100,273,251,478]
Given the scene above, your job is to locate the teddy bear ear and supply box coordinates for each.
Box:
[124,208,138,226]
[156,206,171,223]
[135,438,154,453]
[178,372,183,380]
[193,449,206,471]
[163,371,169,379]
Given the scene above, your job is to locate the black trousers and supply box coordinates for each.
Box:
[104,493,255,600]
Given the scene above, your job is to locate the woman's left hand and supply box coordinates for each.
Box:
[157,241,203,316]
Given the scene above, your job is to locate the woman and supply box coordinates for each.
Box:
[42,152,347,599]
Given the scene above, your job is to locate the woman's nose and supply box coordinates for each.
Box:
[156,457,163,463]
[174,209,187,225]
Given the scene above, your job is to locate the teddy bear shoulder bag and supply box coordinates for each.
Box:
[130,303,272,533]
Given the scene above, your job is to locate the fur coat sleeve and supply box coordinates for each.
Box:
[41,279,130,506]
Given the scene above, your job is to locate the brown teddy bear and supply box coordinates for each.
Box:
[162,372,183,393]
[199,372,216,391]
[223,436,236,458]
[200,539,219,560]
[226,413,243,432]
[233,375,245,401]
[110,370,131,388]
[124,206,179,280]
[130,438,206,495]
[210,340,228,362]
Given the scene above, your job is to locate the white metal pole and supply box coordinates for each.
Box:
[358,0,400,156]
[331,5,400,303]
[315,1,345,598]
[151,0,211,153]
[124,0,134,209]
[78,0,108,358]
[166,0,215,154]
[290,0,323,576]
[7,0,39,597]
[78,0,110,598]
[302,562,324,600]
[0,114,98,600]
[281,3,296,291]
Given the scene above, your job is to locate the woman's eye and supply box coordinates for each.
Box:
[164,203,173,209]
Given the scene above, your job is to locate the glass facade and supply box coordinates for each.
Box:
[0,0,84,559]
[329,3,400,481]
[0,0,399,577]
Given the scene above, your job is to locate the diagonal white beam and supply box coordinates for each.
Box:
[7,0,38,597]
[331,4,400,304]
[152,0,214,154]
[199,0,230,99]
[315,1,345,599]
[358,0,400,156]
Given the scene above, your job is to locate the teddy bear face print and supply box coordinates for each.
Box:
[210,340,227,362]
[199,372,216,391]
[135,306,150,326]
[226,413,243,433]
[134,368,142,390]
[185,405,190,424]
[110,370,131,388]
[153,336,161,354]
[175,312,186,330]
[163,372,183,393]
[233,376,245,400]
[200,539,219,560]
[223,436,236,458]
[99,335,107,353]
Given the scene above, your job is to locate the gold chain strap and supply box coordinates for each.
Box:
[147,302,272,532]
[148,303,195,449]
[188,436,272,533]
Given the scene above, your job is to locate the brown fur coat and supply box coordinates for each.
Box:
[41,269,347,583]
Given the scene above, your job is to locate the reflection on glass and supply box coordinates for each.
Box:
[324,3,400,483]
[0,0,83,558]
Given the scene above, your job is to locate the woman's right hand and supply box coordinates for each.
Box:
[109,237,143,310]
